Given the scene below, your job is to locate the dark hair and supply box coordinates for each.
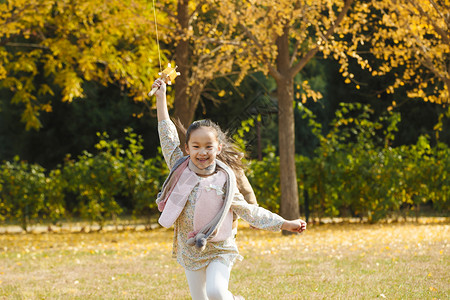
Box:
[175,119,245,171]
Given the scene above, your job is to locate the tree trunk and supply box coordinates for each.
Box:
[277,78,300,221]
[276,27,300,234]
[173,0,195,147]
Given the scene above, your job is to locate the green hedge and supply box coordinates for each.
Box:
[0,104,448,230]
[247,103,449,222]
[0,129,168,231]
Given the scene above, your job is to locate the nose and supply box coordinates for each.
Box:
[200,148,208,155]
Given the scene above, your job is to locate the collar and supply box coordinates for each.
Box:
[188,158,216,176]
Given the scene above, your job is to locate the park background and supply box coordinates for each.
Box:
[0,0,449,299]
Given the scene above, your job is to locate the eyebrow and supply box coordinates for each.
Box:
[190,141,214,145]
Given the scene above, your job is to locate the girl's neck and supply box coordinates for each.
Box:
[188,159,216,177]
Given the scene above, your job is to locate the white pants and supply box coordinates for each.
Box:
[184,261,234,300]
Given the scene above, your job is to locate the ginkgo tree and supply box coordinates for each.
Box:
[211,0,447,224]
[212,0,368,224]
[0,0,162,130]
[157,0,250,135]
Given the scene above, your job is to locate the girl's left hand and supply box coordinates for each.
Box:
[281,219,307,233]
[152,79,166,98]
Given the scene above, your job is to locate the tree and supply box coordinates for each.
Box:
[0,0,161,130]
[212,0,448,224]
[213,0,362,226]
[158,0,249,138]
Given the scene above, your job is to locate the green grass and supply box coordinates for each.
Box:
[0,220,448,299]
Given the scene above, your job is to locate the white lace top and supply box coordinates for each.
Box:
[158,119,285,270]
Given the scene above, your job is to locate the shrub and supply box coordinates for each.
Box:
[246,145,281,213]
[0,157,47,231]
[62,128,168,227]
[1,112,448,228]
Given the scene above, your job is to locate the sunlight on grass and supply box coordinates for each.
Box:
[0,219,448,299]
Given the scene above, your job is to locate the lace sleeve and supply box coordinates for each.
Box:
[231,192,285,231]
[158,119,184,169]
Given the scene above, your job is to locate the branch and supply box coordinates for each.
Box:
[429,0,450,31]
[189,1,203,22]
[201,91,221,105]
[5,42,49,50]
[415,41,448,81]
[158,4,177,20]
[197,43,223,65]
[208,70,242,79]
[190,36,241,46]
[290,39,301,67]
[239,24,281,81]
[407,0,449,44]
[222,74,246,98]
[290,0,354,77]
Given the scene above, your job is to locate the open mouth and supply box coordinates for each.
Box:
[197,158,209,163]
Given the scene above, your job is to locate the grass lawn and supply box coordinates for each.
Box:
[0,219,448,299]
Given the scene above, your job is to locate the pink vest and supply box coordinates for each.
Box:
[158,166,233,242]
[194,171,233,242]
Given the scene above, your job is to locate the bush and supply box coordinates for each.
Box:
[63,147,124,228]
[246,145,281,213]
[119,131,168,218]
[0,112,448,228]
[43,168,66,225]
[62,129,169,227]
[247,103,449,222]
[0,157,47,231]
[297,103,449,222]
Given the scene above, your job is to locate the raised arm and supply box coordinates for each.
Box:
[153,79,184,169]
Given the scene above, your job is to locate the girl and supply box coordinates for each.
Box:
[153,79,306,300]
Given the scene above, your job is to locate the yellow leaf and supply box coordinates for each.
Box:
[218,90,226,97]
[41,103,52,112]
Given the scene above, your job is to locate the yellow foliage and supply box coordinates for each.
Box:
[1,0,448,131]
[0,0,162,129]
[368,0,449,104]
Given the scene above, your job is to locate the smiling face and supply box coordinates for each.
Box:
[185,127,222,170]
